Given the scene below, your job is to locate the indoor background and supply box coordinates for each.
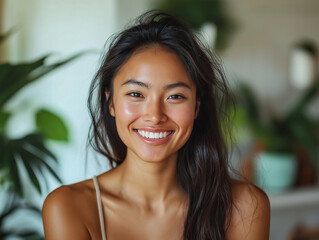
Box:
[0,0,318,239]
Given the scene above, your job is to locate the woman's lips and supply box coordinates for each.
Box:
[134,129,174,145]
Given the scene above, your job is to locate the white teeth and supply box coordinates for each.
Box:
[137,130,172,139]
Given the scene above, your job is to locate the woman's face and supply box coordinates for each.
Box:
[108,45,199,163]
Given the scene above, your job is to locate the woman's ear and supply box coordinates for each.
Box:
[195,100,200,119]
[105,90,115,117]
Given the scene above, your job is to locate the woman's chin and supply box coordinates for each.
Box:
[135,151,177,165]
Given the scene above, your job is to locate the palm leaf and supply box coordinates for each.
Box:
[20,155,42,194]
[0,193,43,240]
[0,56,49,105]
[2,133,62,196]
[8,152,23,197]
[0,51,88,107]
[22,133,57,162]
[22,141,63,184]
[37,166,50,193]
[22,144,61,184]
[0,110,11,133]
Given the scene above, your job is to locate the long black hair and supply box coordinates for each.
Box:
[87,10,233,240]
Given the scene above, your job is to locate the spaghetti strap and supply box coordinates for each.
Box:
[93,175,107,240]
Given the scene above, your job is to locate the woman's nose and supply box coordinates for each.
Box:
[142,98,167,124]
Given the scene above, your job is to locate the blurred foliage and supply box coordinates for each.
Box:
[36,109,69,142]
[0,189,44,240]
[0,30,85,239]
[233,81,319,163]
[157,0,234,50]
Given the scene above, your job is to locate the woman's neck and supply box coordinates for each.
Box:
[114,151,184,209]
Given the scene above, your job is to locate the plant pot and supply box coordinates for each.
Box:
[254,152,298,194]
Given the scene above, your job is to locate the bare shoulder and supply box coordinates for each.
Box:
[231,179,270,215]
[44,179,93,202]
[226,179,270,240]
[43,179,93,215]
[42,179,96,240]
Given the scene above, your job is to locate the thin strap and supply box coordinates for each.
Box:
[93,175,107,240]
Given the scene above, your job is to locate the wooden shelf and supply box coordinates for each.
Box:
[269,186,319,210]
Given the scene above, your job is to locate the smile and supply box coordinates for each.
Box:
[136,130,173,139]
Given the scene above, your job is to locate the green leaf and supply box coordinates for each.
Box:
[22,133,57,161]
[237,83,259,121]
[0,51,89,107]
[28,51,90,82]
[38,158,63,184]
[8,152,23,197]
[21,139,62,184]
[2,133,62,196]
[20,155,42,194]
[286,81,319,120]
[0,110,11,132]
[36,109,69,142]
[0,56,50,107]
[0,134,10,169]
[0,193,44,239]
[37,166,50,193]
[39,159,62,183]
[288,114,319,161]
[235,82,262,132]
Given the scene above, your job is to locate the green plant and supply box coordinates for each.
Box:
[157,0,234,50]
[0,189,44,240]
[234,81,319,163]
[0,31,86,239]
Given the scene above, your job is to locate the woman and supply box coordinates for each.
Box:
[42,11,270,240]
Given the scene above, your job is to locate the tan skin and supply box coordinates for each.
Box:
[42,46,270,240]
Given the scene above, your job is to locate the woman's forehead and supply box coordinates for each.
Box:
[113,46,195,89]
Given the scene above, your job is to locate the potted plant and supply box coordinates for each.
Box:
[0,31,86,239]
[234,81,319,194]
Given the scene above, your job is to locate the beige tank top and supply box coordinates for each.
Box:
[93,175,107,240]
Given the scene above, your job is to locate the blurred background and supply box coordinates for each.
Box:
[0,0,318,239]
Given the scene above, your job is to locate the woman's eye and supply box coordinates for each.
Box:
[127,92,143,98]
[168,95,185,100]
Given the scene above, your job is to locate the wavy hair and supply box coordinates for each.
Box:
[87,10,233,240]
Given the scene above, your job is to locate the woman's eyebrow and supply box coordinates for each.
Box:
[121,79,191,90]
[121,79,150,88]
[163,82,191,90]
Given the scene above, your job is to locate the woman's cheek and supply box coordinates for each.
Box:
[170,104,196,126]
[117,101,141,120]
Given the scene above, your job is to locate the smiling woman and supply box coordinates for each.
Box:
[109,47,198,163]
[42,10,270,240]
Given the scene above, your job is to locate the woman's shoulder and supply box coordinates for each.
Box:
[226,179,270,240]
[42,178,98,239]
[230,179,270,208]
[43,178,95,209]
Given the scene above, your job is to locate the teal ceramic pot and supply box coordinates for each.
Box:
[254,152,298,194]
